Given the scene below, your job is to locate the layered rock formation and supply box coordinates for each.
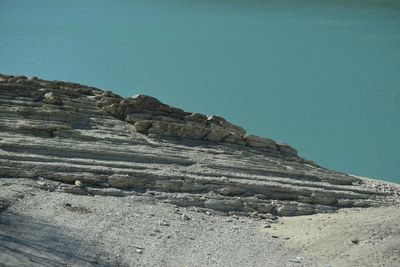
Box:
[0,74,397,216]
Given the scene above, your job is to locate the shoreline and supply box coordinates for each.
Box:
[1,177,399,266]
[263,206,400,266]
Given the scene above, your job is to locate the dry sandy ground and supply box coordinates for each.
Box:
[0,178,312,267]
[1,178,399,267]
[263,207,400,267]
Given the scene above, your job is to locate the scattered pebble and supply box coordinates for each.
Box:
[75,180,83,188]
[181,214,191,221]
[289,256,303,263]
[160,221,170,226]
[249,212,258,218]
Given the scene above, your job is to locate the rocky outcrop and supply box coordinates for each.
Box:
[0,74,397,216]
[96,92,298,156]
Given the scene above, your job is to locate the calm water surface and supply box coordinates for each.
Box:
[1,1,399,183]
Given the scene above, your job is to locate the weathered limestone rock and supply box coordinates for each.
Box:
[134,121,153,133]
[93,92,298,154]
[243,135,278,150]
[0,73,398,216]
[108,174,135,189]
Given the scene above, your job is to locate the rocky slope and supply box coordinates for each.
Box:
[0,74,398,217]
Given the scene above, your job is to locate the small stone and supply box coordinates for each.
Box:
[263,224,271,228]
[249,212,258,218]
[257,213,275,220]
[351,238,360,244]
[181,214,191,221]
[160,221,170,226]
[75,180,83,188]
[289,256,302,263]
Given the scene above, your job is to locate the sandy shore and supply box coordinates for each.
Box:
[0,178,313,267]
[263,206,400,266]
[1,178,399,267]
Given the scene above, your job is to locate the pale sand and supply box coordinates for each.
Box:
[263,206,400,267]
[0,178,314,267]
[1,178,399,266]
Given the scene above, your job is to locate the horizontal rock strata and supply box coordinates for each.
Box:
[0,74,397,216]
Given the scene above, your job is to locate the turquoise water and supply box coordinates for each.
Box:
[1,1,399,183]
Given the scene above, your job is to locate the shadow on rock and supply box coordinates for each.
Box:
[0,210,122,267]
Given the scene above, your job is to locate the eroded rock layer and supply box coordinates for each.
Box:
[0,74,396,216]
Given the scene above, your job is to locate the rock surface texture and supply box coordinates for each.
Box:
[0,74,398,216]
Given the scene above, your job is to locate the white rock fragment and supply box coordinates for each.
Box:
[75,180,83,188]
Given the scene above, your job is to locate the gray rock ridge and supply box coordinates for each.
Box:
[97,89,298,158]
[0,74,398,216]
